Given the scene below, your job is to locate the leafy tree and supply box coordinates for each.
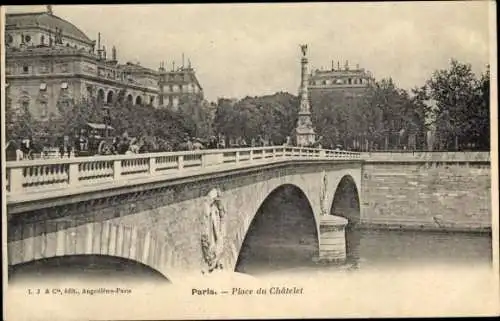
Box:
[467,65,490,150]
[426,59,481,150]
[213,92,299,145]
[5,95,35,142]
[408,86,433,149]
[310,78,428,151]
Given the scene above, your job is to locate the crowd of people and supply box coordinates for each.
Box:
[7,132,301,161]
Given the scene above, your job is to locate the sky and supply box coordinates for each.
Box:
[5,3,493,102]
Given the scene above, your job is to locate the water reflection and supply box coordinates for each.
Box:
[236,228,491,276]
[345,228,361,270]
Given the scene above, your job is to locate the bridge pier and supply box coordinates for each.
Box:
[315,215,349,263]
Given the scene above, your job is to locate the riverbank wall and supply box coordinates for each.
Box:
[360,152,492,233]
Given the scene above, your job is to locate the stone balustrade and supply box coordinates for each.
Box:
[5,146,361,197]
[361,151,491,162]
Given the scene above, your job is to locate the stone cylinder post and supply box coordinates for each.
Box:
[316,215,349,263]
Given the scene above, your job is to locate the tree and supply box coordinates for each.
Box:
[213,92,299,145]
[310,77,428,151]
[5,95,35,142]
[426,59,480,150]
[177,94,214,138]
[467,65,490,150]
[408,86,433,149]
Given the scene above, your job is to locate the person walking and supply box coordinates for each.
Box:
[193,138,203,150]
[59,135,72,158]
[15,141,24,161]
[186,138,194,151]
[128,138,140,154]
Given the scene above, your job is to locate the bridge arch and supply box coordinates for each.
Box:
[9,254,169,283]
[7,221,175,282]
[234,184,319,275]
[329,174,361,263]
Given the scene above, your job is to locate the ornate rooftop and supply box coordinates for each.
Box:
[6,11,93,44]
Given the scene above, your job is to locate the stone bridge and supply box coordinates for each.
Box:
[6,147,363,282]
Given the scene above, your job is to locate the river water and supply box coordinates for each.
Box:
[9,229,492,283]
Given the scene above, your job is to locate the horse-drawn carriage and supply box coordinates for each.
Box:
[74,122,116,156]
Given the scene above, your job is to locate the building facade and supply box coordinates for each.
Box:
[308,60,374,103]
[159,62,204,110]
[5,8,204,121]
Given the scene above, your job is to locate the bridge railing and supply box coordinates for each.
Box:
[5,146,360,195]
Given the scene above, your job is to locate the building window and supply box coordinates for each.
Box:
[40,102,48,118]
[21,100,30,112]
[40,63,49,73]
[22,65,29,73]
[40,83,47,91]
[61,82,68,89]
[25,34,31,42]
[40,35,45,45]
[6,34,13,44]
[348,78,352,84]
[97,89,105,102]
[106,91,114,104]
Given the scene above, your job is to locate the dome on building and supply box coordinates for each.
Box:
[6,11,93,44]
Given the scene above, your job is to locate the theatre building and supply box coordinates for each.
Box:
[5,7,204,121]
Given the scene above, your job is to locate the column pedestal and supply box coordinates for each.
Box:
[314,215,348,263]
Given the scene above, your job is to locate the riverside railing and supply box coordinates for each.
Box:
[361,151,491,162]
[5,146,361,196]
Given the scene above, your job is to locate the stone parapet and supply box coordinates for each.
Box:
[6,146,361,205]
[361,151,490,163]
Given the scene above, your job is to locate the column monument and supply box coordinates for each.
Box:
[295,44,316,147]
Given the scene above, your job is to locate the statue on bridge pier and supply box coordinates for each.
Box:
[319,171,328,215]
[201,188,226,274]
